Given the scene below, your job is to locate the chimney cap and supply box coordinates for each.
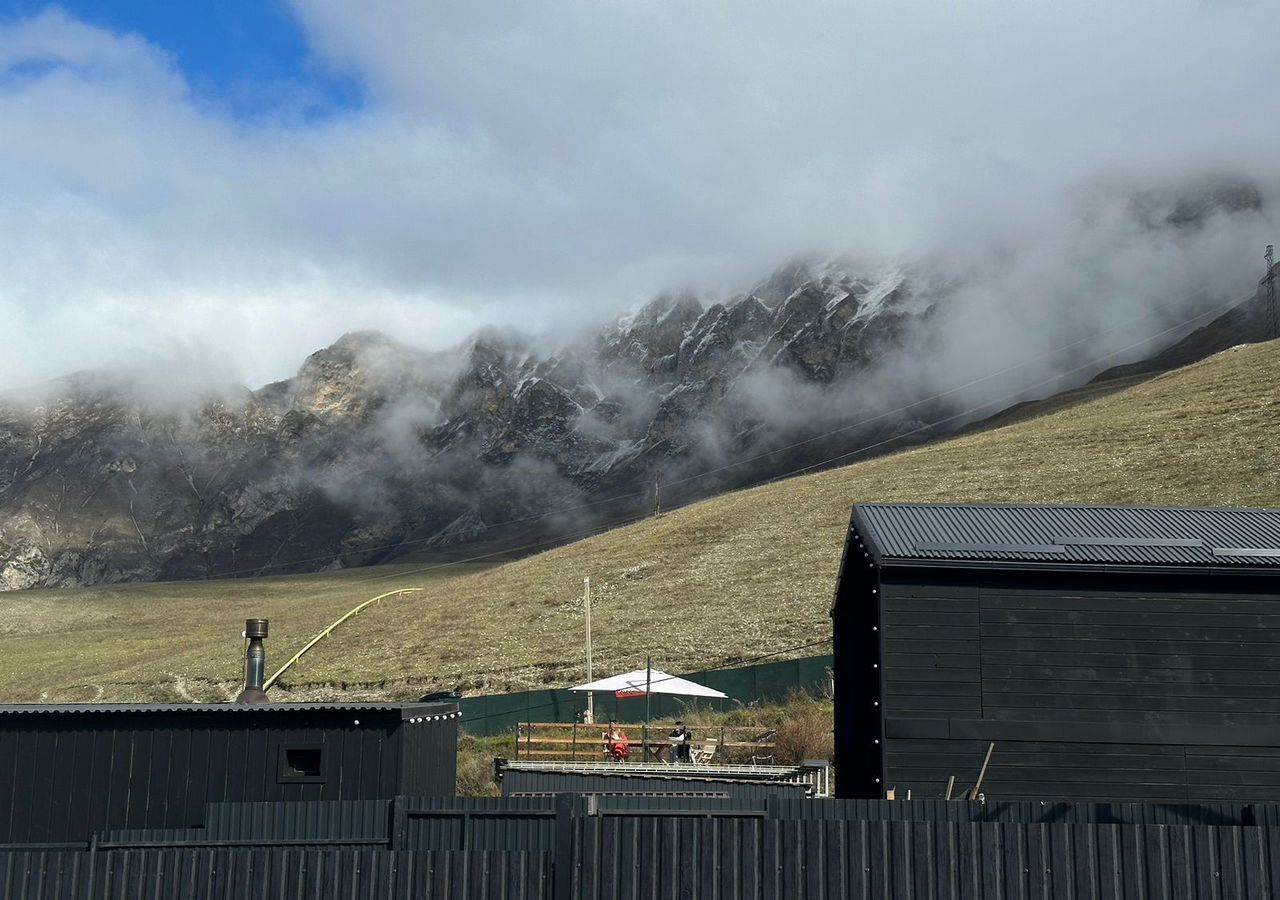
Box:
[245,619,269,639]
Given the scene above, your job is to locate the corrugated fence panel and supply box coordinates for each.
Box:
[769,798,1265,826]
[1251,804,1280,826]
[576,815,767,900]
[398,797,557,852]
[594,796,768,815]
[7,824,1280,899]
[13,808,1280,898]
[99,799,393,847]
[0,850,89,899]
[400,797,559,813]
[0,849,551,900]
[571,819,1280,900]
[202,799,391,842]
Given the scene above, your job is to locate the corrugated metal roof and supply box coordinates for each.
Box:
[0,701,459,718]
[852,503,1280,568]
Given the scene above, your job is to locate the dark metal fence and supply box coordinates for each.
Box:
[98,800,394,847]
[12,796,1280,898]
[0,848,549,900]
[572,816,1280,899]
[770,798,1274,826]
[397,797,558,853]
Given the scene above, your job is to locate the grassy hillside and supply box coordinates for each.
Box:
[0,564,487,703]
[2,341,1277,703]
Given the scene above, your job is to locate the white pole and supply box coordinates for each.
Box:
[584,577,594,725]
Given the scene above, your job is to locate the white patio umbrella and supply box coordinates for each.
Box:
[570,662,727,761]
[569,667,728,699]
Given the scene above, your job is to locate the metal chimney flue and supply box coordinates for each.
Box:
[235,618,270,705]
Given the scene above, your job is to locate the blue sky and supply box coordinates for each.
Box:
[0,1,1275,391]
[2,0,361,119]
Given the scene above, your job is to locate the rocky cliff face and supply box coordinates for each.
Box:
[0,225,1267,589]
[0,258,947,589]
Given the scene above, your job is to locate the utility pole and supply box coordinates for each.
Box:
[644,654,653,762]
[583,577,594,724]
[1266,244,1277,340]
[653,470,662,518]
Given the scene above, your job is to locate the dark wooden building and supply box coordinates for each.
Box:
[833,502,1280,802]
[0,701,459,847]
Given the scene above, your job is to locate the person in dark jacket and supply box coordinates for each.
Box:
[668,720,693,763]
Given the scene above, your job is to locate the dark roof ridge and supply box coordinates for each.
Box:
[850,502,1280,569]
[0,701,461,719]
[855,500,1280,514]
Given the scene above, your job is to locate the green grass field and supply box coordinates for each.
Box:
[2,341,1277,703]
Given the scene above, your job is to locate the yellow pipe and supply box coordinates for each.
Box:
[263,587,424,691]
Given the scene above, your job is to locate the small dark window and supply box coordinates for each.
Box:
[277,744,325,783]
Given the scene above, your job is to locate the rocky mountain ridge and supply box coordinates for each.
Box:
[0,258,951,589]
[0,178,1272,591]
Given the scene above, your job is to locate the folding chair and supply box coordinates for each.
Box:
[690,737,718,765]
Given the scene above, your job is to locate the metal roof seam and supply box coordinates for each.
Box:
[853,503,1280,569]
[0,702,460,716]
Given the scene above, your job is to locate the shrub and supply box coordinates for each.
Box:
[455,732,506,797]
[773,707,834,765]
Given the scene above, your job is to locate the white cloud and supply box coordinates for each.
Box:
[0,2,1277,390]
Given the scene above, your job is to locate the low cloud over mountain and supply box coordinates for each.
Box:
[1,2,1278,389]
[1,176,1273,589]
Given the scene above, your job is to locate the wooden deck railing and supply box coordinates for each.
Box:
[513,722,778,764]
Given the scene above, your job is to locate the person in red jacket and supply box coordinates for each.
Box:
[602,721,630,760]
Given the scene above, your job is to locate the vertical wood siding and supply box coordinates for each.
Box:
[0,709,457,846]
[877,573,1280,803]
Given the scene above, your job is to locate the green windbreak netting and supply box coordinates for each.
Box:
[459,654,833,736]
